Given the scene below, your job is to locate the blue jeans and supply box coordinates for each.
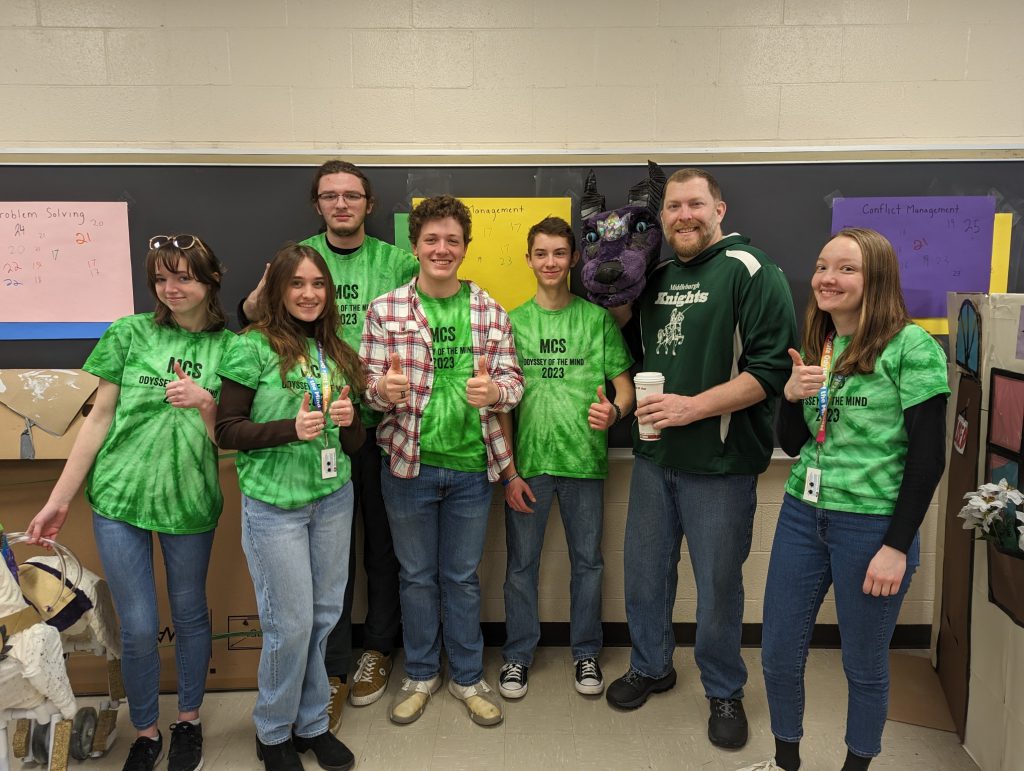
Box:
[92,513,215,731]
[241,482,353,745]
[381,464,491,686]
[624,455,755,699]
[503,474,604,666]
[762,494,919,758]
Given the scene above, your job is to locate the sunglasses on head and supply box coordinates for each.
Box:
[149,234,200,251]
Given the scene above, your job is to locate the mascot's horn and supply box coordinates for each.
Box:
[626,160,668,214]
[580,170,606,220]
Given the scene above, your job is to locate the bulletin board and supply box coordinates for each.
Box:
[2,160,1023,446]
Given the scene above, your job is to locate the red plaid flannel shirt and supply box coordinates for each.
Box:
[361,278,524,481]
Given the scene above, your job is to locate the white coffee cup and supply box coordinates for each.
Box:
[634,371,666,441]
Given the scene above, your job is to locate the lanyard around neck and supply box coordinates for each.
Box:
[814,331,837,446]
[301,340,332,412]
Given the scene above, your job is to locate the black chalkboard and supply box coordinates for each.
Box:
[3,161,1023,447]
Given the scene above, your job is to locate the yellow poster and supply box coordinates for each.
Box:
[395,197,572,313]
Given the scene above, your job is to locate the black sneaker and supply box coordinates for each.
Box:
[574,657,604,695]
[708,697,748,748]
[168,722,203,771]
[605,667,677,709]
[122,732,164,771]
[498,661,529,699]
[292,730,355,771]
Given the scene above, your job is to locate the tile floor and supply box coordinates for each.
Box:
[9,647,979,770]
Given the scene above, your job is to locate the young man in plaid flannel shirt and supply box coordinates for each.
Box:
[361,195,524,728]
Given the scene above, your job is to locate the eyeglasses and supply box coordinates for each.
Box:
[149,234,200,250]
[317,191,367,205]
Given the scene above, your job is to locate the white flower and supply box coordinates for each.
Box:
[958,478,1024,549]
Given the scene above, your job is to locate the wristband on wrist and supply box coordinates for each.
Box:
[501,472,520,487]
[612,403,622,423]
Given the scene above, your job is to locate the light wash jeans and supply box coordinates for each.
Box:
[92,512,215,730]
[761,493,919,758]
[241,482,353,744]
[624,455,756,699]
[381,463,491,686]
[503,474,604,666]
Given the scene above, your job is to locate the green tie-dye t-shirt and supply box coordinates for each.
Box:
[217,330,353,509]
[83,313,233,534]
[301,233,418,428]
[417,284,487,472]
[785,323,950,515]
[510,297,633,479]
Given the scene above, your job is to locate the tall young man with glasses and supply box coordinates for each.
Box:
[241,160,417,733]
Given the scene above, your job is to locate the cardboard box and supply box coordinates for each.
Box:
[0,369,97,460]
[1,457,262,693]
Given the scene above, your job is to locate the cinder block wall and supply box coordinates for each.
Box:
[1,0,1022,149]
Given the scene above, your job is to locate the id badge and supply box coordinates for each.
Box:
[321,447,338,480]
[803,467,821,503]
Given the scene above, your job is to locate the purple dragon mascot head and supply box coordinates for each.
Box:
[579,161,667,307]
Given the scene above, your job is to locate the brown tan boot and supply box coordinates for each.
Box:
[327,676,349,734]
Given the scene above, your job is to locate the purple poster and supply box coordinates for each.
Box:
[831,196,996,318]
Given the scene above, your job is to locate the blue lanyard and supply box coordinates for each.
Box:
[302,341,330,411]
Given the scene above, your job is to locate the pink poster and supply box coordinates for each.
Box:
[990,371,1024,454]
[0,202,134,325]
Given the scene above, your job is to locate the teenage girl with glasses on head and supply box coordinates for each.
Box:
[27,235,233,771]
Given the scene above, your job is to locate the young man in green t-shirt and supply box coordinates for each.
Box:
[496,217,634,700]
[362,195,524,727]
[240,161,417,730]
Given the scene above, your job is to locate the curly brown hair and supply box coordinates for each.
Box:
[408,195,472,246]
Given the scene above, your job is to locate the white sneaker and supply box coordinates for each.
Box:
[388,675,441,725]
[737,760,782,770]
[448,679,504,726]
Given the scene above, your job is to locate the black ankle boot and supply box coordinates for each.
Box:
[292,730,355,771]
[255,737,303,771]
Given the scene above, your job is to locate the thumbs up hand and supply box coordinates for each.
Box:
[295,391,325,441]
[466,354,498,408]
[329,385,355,427]
[380,352,410,404]
[165,362,214,410]
[783,348,826,403]
[588,385,617,431]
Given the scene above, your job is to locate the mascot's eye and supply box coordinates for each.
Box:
[630,216,654,234]
[584,229,600,244]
